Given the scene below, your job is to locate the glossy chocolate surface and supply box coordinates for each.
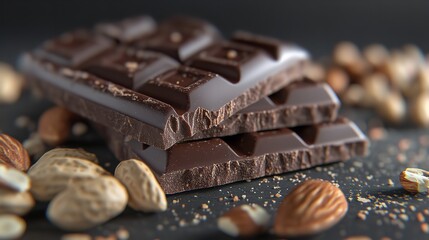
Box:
[99,118,368,194]
[187,81,340,140]
[20,15,308,149]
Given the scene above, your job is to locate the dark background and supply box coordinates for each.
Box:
[2,1,429,239]
[1,0,429,63]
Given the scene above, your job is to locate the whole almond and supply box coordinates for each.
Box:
[28,148,108,201]
[274,179,348,237]
[0,63,24,103]
[0,189,35,216]
[38,106,76,146]
[47,176,128,231]
[0,214,26,239]
[0,163,31,192]
[39,148,98,164]
[0,133,30,171]
[115,159,167,212]
[217,204,270,237]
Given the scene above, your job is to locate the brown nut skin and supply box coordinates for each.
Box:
[38,106,76,146]
[274,179,348,237]
[0,134,30,171]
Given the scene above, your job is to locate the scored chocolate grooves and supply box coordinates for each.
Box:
[20,15,308,149]
[97,118,369,194]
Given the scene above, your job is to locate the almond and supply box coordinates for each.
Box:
[274,179,348,237]
[28,148,107,201]
[114,159,167,212]
[0,133,30,171]
[0,163,31,192]
[47,176,128,231]
[0,189,35,216]
[38,106,76,146]
[0,214,26,239]
[217,204,269,237]
[0,63,24,103]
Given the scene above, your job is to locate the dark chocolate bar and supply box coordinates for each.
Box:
[186,81,340,141]
[20,16,308,149]
[98,118,368,194]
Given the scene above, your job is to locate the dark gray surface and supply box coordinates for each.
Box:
[3,96,429,239]
[1,1,429,239]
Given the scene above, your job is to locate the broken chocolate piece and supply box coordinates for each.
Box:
[97,118,369,194]
[20,15,308,149]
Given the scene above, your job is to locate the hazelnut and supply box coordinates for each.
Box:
[303,61,326,82]
[333,42,368,78]
[384,51,414,91]
[363,44,389,69]
[361,73,390,105]
[0,63,24,104]
[333,41,361,67]
[38,106,76,146]
[376,91,406,124]
[326,67,350,94]
[342,84,369,107]
[410,93,429,127]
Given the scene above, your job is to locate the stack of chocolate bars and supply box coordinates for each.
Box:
[20,16,369,194]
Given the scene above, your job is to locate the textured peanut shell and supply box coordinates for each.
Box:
[0,189,35,215]
[28,148,108,201]
[47,176,128,231]
[115,159,167,212]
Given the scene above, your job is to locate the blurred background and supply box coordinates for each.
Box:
[1,0,429,63]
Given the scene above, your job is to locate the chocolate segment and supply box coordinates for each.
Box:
[84,48,179,89]
[98,118,368,194]
[186,81,340,140]
[95,15,156,43]
[20,15,308,149]
[36,30,113,67]
[135,16,220,62]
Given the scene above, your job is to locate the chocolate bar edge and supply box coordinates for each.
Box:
[99,121,369,194]
[21,54,306,149]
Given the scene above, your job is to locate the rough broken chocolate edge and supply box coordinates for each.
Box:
[24,56,305,149]
[184,98,340,140]
[102,125,368,194]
